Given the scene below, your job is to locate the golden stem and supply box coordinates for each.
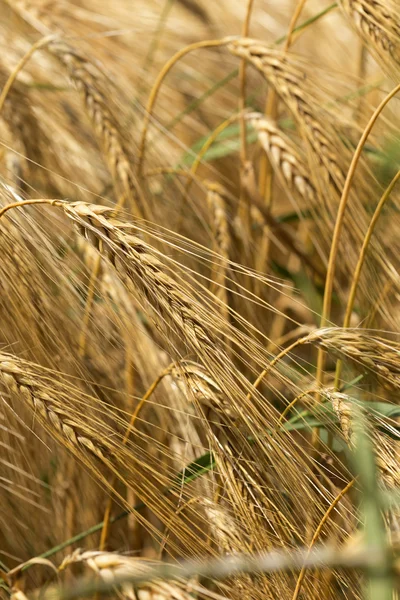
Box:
[334,168,400,388]
[99,367,170,549]
[137,37,233,175]
[291,479,355,600]
[0,35,55,115]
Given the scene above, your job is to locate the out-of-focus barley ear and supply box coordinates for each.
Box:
[339,0,400,76]
[0,64,47,189]
[58,550,215,600]
[204,181,230,321]
[203,498,246,554]
[9,589,29,600]
[323,387,400,501]
[48,41,148,218]
[241,161,324,278]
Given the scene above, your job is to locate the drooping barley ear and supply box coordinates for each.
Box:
[0,353,109,461]
[204,182,230,318]
[168,359,293,579]
[48,41,147,218]
[60,201,223,359]
[309,328,400,390]
[339,0,400,74]
[227,39,346,195]
[168,359,298,554]
[246,112,316,207]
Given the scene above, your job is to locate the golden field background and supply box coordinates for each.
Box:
[0,1,400,598]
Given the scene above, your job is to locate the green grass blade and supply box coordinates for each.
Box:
[352,406,393,600]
